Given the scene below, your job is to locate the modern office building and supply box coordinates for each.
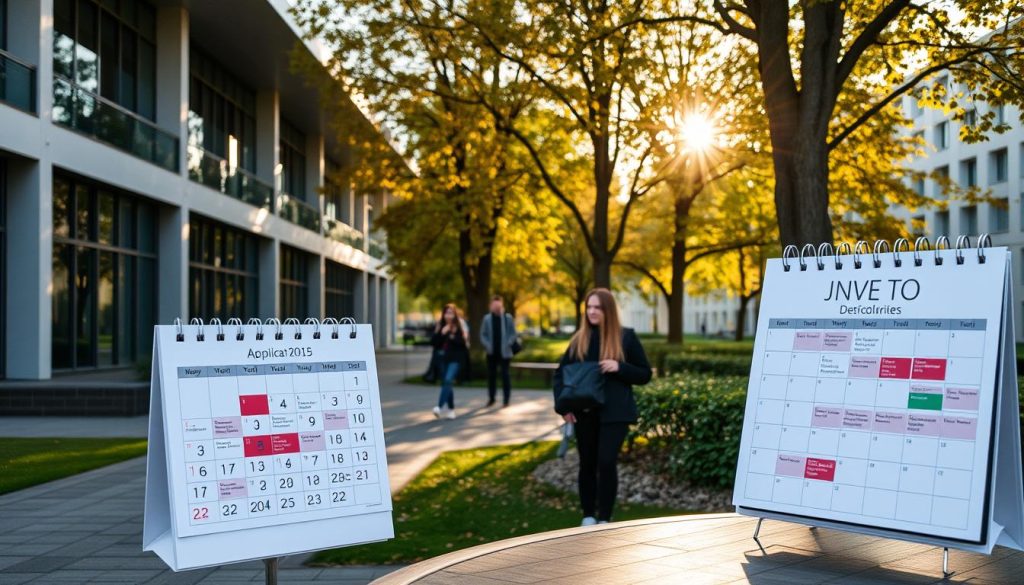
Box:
[0,0,399,383]
[900,80,1024,336]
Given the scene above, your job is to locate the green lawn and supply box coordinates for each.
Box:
[0,437,149,495]
[310,441,689,565]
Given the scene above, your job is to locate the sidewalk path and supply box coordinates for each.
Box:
[0,348,563,584]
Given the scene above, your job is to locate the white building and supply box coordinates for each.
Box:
[900,79,1024,336]
[617,287,758,338]
[0,0,399,383]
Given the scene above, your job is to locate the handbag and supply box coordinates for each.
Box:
[510,338,523,355]
[555,361,605,413]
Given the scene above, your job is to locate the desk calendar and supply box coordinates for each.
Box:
[143,319,394,571]
[733,240,1024,554]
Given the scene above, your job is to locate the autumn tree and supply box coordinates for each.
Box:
[291,0,541,334]
[701,1,1024,246]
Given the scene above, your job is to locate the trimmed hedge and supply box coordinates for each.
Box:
[631,373,748,489]
[662,352,752,377]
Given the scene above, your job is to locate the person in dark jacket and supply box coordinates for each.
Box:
[553,288,652,526]
[431,303,469,420]
[479,295,518,407]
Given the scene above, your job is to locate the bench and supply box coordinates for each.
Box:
[509,361,559,386]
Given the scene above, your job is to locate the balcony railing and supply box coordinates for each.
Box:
[0,49,36,113]
[52,76,178,172]
[368,237,387,260]
[277,193,321,232]
[187,145,272,209]
[324,218,365,250]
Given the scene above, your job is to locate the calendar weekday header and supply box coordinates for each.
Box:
[767,318,986,330]
[176,361,367,378]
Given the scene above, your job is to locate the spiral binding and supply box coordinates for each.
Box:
[173,317,359,342]
[782,235,993,273]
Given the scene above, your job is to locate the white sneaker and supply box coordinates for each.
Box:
[445,409,456,420]
[432,406,442,418]
[580,517,597,527]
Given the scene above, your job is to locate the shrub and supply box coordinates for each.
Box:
[631,373,748,489]
[662,352,752,377]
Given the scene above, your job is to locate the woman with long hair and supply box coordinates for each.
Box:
[553,288,652,526]
[431,303,469,419]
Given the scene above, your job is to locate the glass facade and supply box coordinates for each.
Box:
[188,48,257,171]
[325,260,357,319]
[280,245,310,319]
[0,159,5,378]
[53,0,156,118]
[52,172,157,370]
[189,215,260,322]
[279,119,306,198]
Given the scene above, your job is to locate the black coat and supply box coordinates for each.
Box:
[552,327,652,424]
[431,327,470,370]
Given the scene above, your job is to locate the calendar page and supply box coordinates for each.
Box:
[155,325,392,539]
[733,248,1007,545]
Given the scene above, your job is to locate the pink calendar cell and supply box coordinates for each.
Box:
[906,413,941,436]
[218,480,248,500]
[822,332,853,351]
[299,431,326,451]
[812,406,843,428]
[804,458,836,482]
[848,356,880,378]
[911,358,947,381]
[841,408,872,430]
[324,411,350,430]
[775,453,806,477]
[873,411,907,433]
[942,416,978,440]
[213,417,242,437]
[944,386,979,410]
[793,331,823,350]
[879,357,912,379]
[244,435,272,457]
[239,394,270,416]
[271,433,300,454]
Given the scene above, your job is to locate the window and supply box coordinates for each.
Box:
[964,109,977,128]
[324,159,349,224]
[52,172,157,370]
[990,201,1009,233]
[188,215,260,321]
[279,120,307,199]
[960,158,977,188]
[934,210,950,237]
[995,104,1006,125]
[910,215,926,238]
[52,0,157,118]
[326,261,358,319]
[280,245,310,319]
[0,0,7,50]
[934,121,949,150]
[187,48,257,170]
[0,159,5,378]
[990,148,1008,184]
[960,205,977,235]
[933,165,949,198]
[912,177,925,196]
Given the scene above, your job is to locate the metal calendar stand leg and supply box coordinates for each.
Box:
[752,518,767,555]
[264,557,279,585]
[942,547,955,579]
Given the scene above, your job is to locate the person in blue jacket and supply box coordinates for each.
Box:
[553,288,652,526]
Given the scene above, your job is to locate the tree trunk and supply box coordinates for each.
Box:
[666,194,692,344]
[735,295,751,342]
[774,142,834,247]
[458,227,492,363]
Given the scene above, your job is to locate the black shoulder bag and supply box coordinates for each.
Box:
[556,361,605,413]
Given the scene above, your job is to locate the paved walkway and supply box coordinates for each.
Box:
[373,514,1024,584]
[0,348,563,584]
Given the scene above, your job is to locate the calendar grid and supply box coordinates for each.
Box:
[743,319,984,532]
[177,361,384,531]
